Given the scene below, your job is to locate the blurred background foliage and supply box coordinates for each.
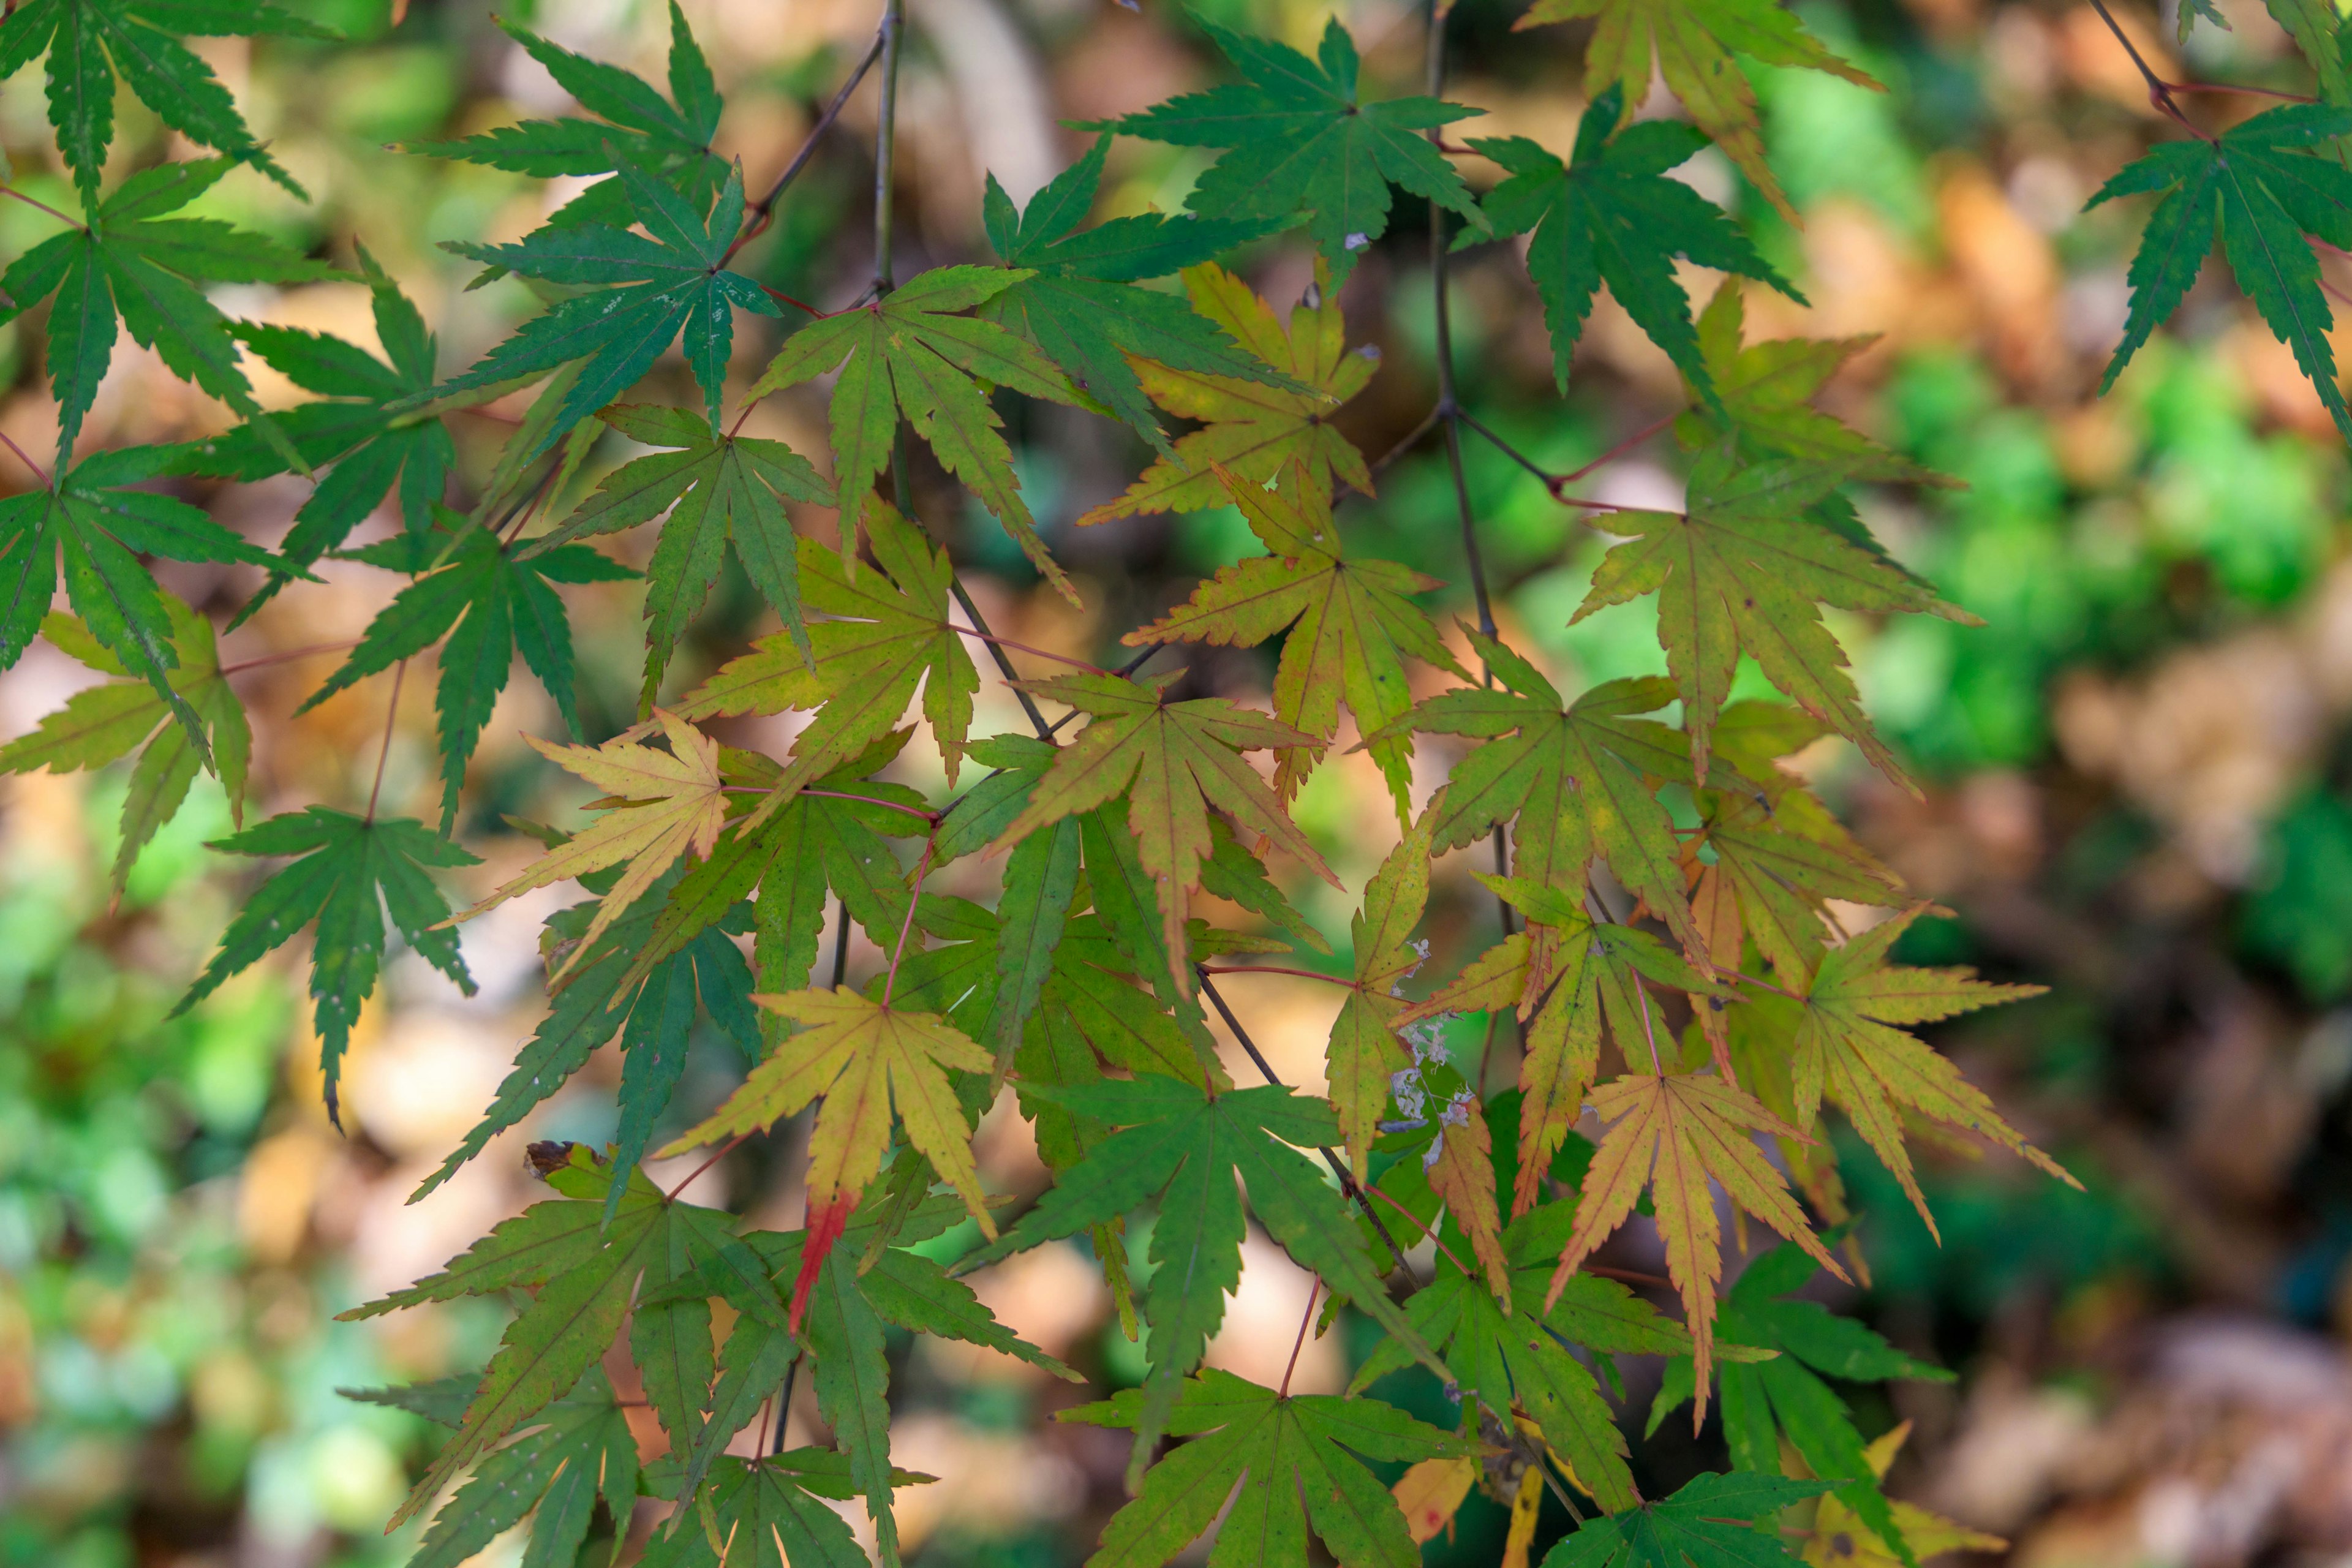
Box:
[13,0,2352,1563]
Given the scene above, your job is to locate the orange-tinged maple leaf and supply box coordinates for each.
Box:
[1425,1088,1511,1300]
[1403,872,1726,1217]
[1326,816,1431,1182]
[1545,1071,1845,1417]
[992,671,1339,995]
[1126,462,1463,810]
[658,986,995,1325]
[667,497,980,793]
[1076,260,1375,524]
[450,709,727,979]
[1790,908,2073,1233]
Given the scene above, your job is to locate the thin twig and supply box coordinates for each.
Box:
[947,622,1110,676]
[0,184,83,229]
[1457,409,1655,513]
[2082,0,2212,140]
[667,1131,750,1200]
[0,426,51,487]
[220,638,361,675]
[364,660,409,823]
[1278,1279,1321,1398]
[949,577,1057,739]
[830,892,852,987]
[872,0,907,296]
[1559,409,1680,485]
[1194,967,1417,1279]
[771,1355,801,1455]
[880,833,937,1007]
[797,787,940,824]
[1196,963,1356,988]
[723,26,890,266]
[1369,403,1442,477]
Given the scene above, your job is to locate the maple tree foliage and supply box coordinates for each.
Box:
[37,0,2326,1558]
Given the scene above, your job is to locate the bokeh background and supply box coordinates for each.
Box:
[9,0,2352,1563]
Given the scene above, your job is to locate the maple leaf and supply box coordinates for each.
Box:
[1076,260,1376,524]
[407,4,728,230]
[1469,86,1798,406]
[0,444,296,744]
[0,0,323,202]
[220,249,462,616]
[393,1367,641,1568]
[1066,1371,1469,1568]
[2261,0,2351,107]
[1126,461,1464,807]
[962,1076,1445,1482]
[1371,633,1700,953]
[980,133,1294,452]
[1355,1180,1702,1514]
[1552,1471,1830,1568]
[1106,19,1483,284]
[0,603,249,897]
[343,1150,780,1527]
[1325,818,1433,1180]
[451,709,731,978]
[638,1453,896,1568]
[673,497,981,790]
[1696,786,1901,984]
[1573,441,1973,789]
[744,265,1083,595]
[522,402,827,709]
[1401,875,1725,1217]
[174,807,478,1126]
[1515,0,1877,222]
[991,669,1339,995]
[1648,1241,1953,1566]
[658,987,997,1325]
[1546,1071,1845,1415]
[429,160,778,450]
[1801,1425,2005,1568]
[1785,908,2072,1227]
[0,156,336,464]
[2087,104,2352,442]
[300,521,633,831]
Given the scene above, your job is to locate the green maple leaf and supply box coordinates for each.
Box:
[674,498,981,791]
[1646,1242,1952,1568]
[2087,104,2352,442]
[1572,442,1973,788]
[0,442,292,748]
[524,402,827,709]
[0,603,249,897]
[991,670,1338,994]
[396,1367,642,1568]
[224,247,458,614]
[1105,18,1483,284]
[1697,786,1901,984]
[639,1454,892,1568]
[1324,818,1431,1182]
[744,266,1083,597]
[960,1075,1444,1483]
[0,156,338,462]
[1515,0,1877,222]
[1063,1370,1469,1568]
[1547,1471,1830,1568]
[1126,461,1464,810]
[1355,1182,1701,1515]
[1780,908,2071,1226]
[344,1149,783,1527]
[979,133,1293,452]
[2258,0,2351,107]
[174,807,479,1126]
[1076,261,1376,526]
[1469,85,1798,407]
[1371,633,1700,953]
[299,521,635,832]
[430,160,778,451]
[0,0,325,202]
[408,3,727,230]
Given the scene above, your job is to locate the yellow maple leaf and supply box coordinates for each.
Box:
[449,709,728,979]
[1547,1071,1845,1419]
[659,986,995,1323]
